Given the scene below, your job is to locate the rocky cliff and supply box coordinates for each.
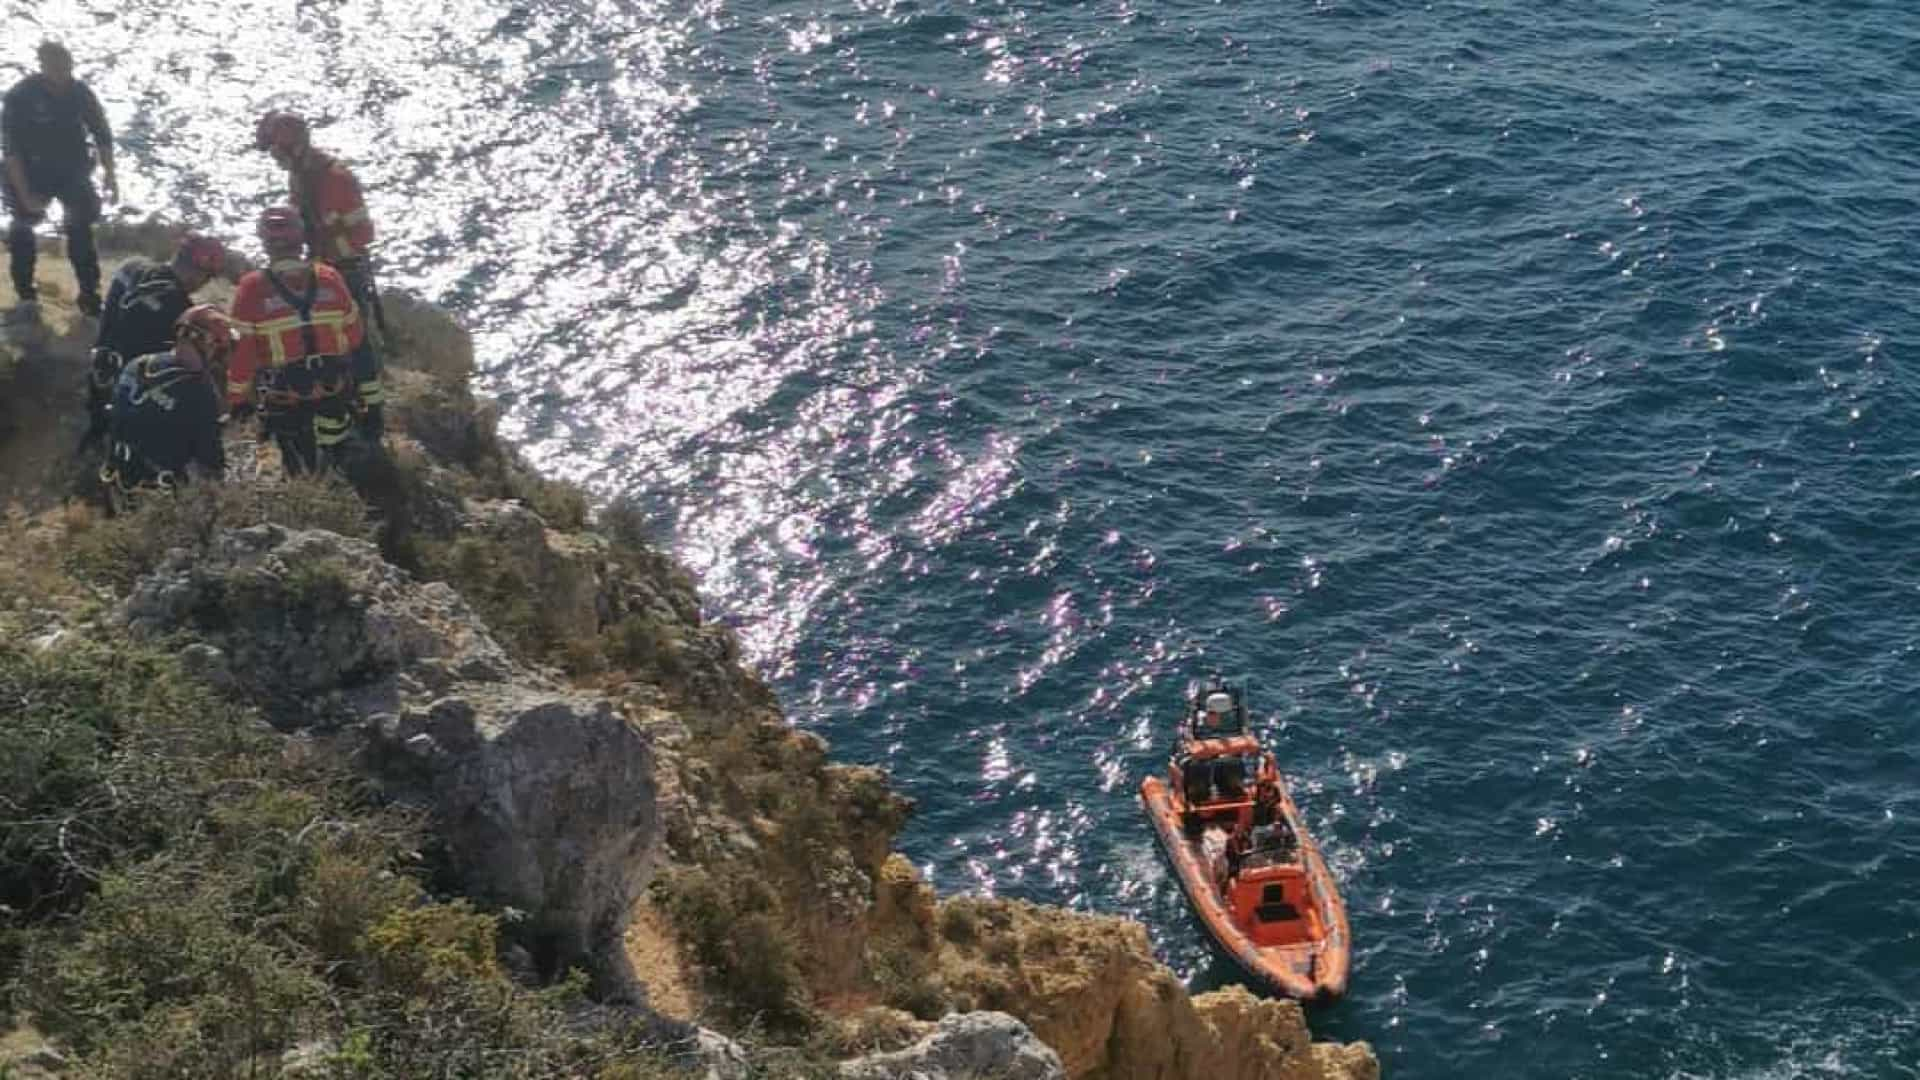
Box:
[0,232,1376,1079]
[120,523,659,997]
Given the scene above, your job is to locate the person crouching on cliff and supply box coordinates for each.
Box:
[83,233,226,449]
[253,110,385,436]
[98,305,232,513]
[3,41,118,315]
[228,207,368,476]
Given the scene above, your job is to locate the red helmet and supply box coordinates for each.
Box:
[174,233,225,276]
[253,110,309,154]
[257,206,306,254]
[174,304,234,369]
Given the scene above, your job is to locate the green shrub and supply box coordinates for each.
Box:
[940,903,980,946]
[607,613,684,676]
[64,476,371,591]
[507,470,590,532]
[385,372,489,467]
[285,557,356,614]
[19,868,326,1070]
[364,439,466,567]
[865,941,947,1021]
[361,902,500,995]
[597,495,653,550]
[418,535,690,680]
[0,637,688,1076]
[0,640,261,930]
[652,866,812,1031]
[388,377,588,534]
[984,931,1022,967]
[418,534,556,660]
[0,514,79,615]
[292,847,423,965]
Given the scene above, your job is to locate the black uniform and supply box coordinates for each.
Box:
[2,73,110,303]
[86,259,193,439]
[99,352,224,500]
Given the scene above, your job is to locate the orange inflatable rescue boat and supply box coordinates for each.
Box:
[1139,679,1350,1001]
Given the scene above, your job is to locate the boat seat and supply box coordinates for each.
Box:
[1256,902,1302,923]
[1215,765,1245,800]
[1182,760,1212,805]
[1255,822,1297,855]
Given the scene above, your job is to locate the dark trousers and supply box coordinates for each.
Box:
[84,347,123,443]
[5,171,101,301]
[331,260,387,442]
[334,257,387,338]
[258,356,354,476]
[349,341,384,441]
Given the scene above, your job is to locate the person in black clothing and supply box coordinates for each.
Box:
[82,233,226,447]
[3,41,117,313]
[98,305,231,512]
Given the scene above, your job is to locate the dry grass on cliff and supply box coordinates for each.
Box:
[0,508,88,616]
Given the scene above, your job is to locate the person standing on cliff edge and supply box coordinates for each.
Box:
[3,41,117,315]
[253,110,385,436]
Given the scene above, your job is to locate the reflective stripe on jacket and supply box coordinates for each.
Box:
[227,260,365,408]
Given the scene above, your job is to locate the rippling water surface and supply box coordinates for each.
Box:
[24,0,1920,1074]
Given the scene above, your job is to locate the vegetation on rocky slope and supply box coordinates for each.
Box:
[0,253,803,1078]
[0,634,664,1078]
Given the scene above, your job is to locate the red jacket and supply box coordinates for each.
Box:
[227,260,365,406]
[290,149,374,263]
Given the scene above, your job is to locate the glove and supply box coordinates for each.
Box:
[89,347,122,387]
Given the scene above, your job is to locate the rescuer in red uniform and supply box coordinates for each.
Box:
[227,207,367,475]
[253,110,383,436]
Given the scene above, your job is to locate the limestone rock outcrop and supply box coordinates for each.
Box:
[840,1011,1065,1080]
[870,890,1375,1080]
[1116,983,1381,1080]
[123,524,515,709]
[464,498,608,641]
[120,523,658,991]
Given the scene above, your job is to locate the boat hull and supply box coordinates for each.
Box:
[1140,775,1350,1001]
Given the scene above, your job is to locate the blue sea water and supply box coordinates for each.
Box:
[19,0,1920,1074]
